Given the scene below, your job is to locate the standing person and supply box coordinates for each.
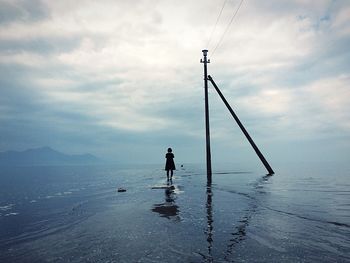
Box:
[165,148,176,181]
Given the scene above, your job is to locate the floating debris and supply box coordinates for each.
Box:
[117,188,126,192]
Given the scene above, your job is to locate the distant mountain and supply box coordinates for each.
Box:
[0,146,100,166]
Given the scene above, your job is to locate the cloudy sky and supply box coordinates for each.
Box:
[0,0,349,167]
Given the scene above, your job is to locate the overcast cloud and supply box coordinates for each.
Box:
[0,0,349,166]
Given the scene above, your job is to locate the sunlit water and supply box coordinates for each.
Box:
[0,162,349,262]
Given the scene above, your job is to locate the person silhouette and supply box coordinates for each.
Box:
[165,148,176,181]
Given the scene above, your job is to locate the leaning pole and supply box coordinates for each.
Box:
[208,75,274,175]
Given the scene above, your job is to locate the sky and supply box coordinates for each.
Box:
[0,0,349,167]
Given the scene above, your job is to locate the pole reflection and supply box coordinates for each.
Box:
[204,185,214,262]
[225,174,272,259]
[200,174,273,261]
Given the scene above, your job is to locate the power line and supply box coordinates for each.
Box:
[211,0,244,57]
[206,0,229,50]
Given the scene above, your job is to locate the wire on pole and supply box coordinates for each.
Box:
[211,0,244,57]
[206,0,229,50]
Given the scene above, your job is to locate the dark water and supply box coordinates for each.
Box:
[0,162,349,262]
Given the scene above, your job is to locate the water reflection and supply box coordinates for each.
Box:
[225,174,272,258]
[151,181,180,221]
[200,174,272,261]
[205,186,214,262]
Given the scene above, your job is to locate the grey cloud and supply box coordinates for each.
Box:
[0,62,200,162]
[0,0,49,24]
[278,33,350,88]
[0,63,94,149]
[0,64,40,108]
[0,36,82,54]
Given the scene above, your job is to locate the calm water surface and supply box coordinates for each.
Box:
[0,162,349,262]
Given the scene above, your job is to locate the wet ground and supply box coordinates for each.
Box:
[0,162,349,262]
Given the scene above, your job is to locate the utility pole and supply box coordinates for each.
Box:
[201,50,212,184]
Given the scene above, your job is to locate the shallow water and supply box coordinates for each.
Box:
[0,162,349,262]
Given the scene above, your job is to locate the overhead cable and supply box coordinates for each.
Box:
[211,0,244,57]
[206,0,229,50]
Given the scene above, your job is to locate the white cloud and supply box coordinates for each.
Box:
[304,75,350,131]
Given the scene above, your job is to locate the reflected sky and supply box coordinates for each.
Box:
[1,164,349,262]
[151,172,275,262]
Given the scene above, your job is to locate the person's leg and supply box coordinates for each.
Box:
[166,170,169,180]
[170,169,173,179]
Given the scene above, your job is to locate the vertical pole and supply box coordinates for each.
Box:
[201,50,212,184]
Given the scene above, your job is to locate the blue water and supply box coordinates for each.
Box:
[0,162,349,262]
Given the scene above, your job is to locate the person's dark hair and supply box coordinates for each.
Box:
[167,148,172,153]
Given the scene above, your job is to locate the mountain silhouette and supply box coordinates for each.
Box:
[0,146,100,166]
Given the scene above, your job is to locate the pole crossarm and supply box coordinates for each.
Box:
[207,75,275,175]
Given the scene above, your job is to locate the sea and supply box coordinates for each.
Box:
[0,162,349,262]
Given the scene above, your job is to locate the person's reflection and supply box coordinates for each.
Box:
[151,181,180,221]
